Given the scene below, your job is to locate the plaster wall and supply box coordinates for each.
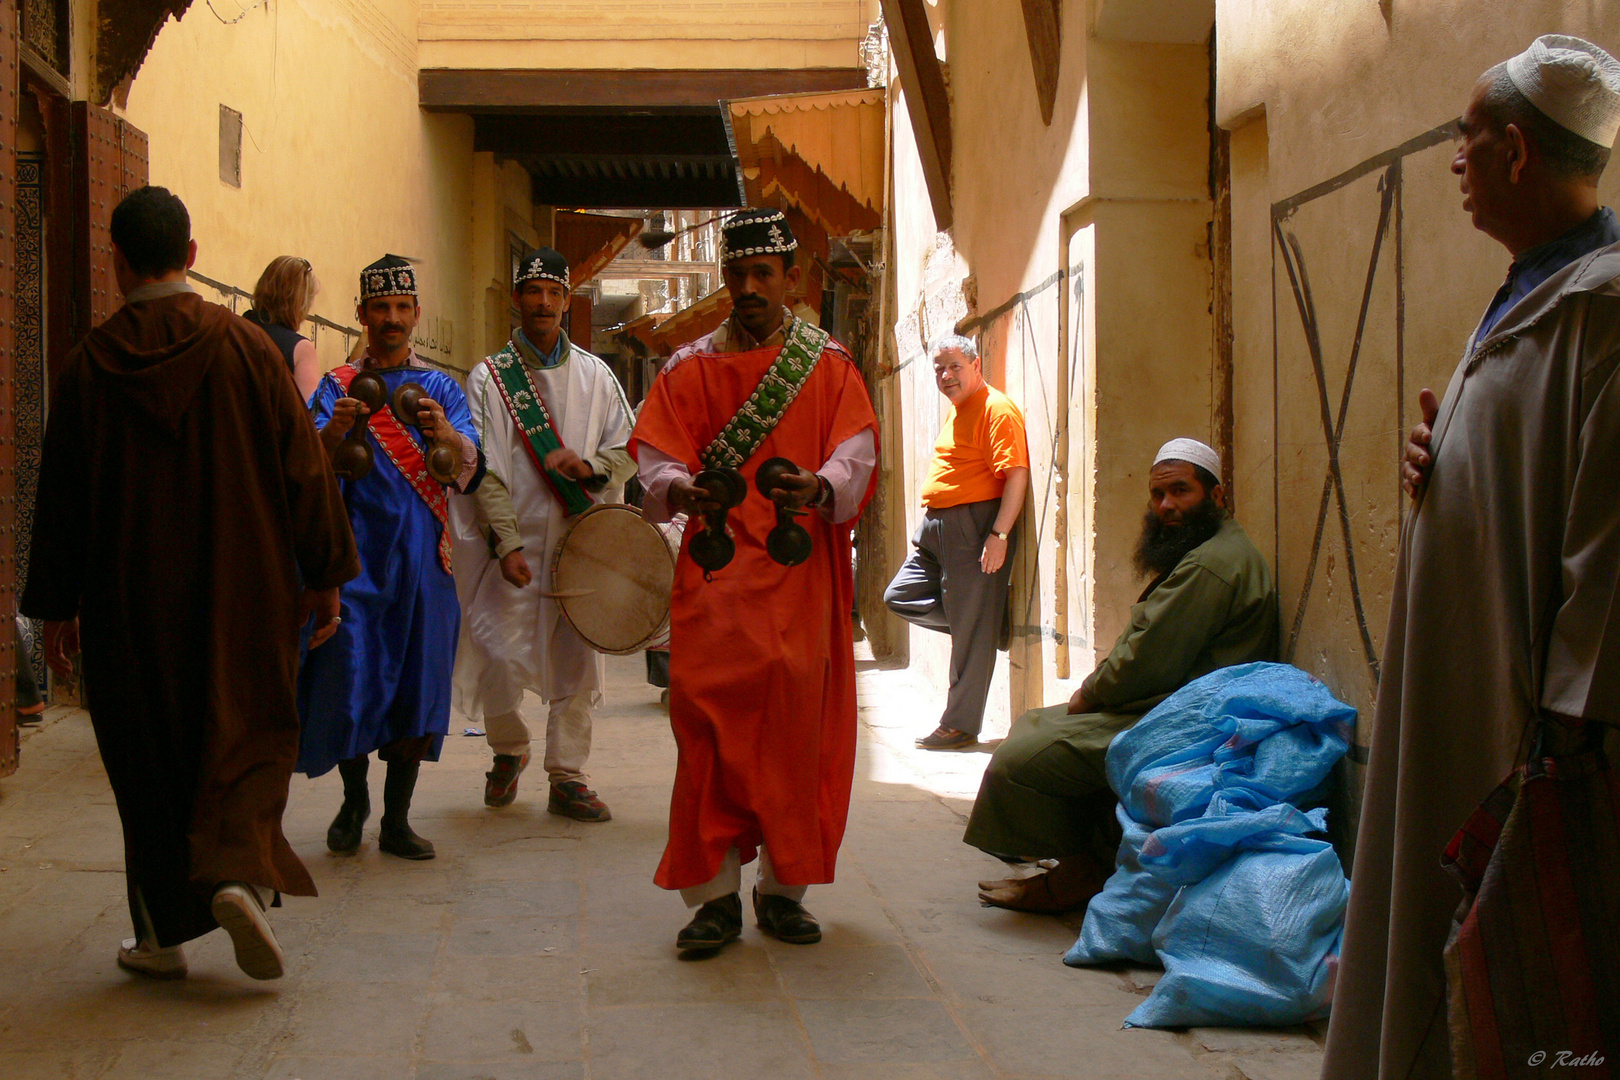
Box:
[885,0,1215,733]
[417,0,879,71]
[1081,38,1213,664]
[469,155,540,363]
[123,0,478,374]
[1216,1,1620,753]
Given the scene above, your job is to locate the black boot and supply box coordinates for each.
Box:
[378,761,435,860]
[326,756,370,854]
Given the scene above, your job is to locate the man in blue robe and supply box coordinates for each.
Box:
[299,255,484,860]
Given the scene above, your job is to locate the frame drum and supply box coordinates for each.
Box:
[549,504,675,655]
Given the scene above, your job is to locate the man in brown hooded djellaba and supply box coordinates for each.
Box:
[21,186,359,982]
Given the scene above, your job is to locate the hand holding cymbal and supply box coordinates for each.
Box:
[390,381,460,485]
[755,457,814,567]
[685,468,747,575]
[330,371,387,480]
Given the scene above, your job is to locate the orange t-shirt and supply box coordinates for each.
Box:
[919,384,1029,508]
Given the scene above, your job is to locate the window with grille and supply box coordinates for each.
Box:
[21,0,69,75]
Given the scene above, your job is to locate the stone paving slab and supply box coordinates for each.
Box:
[0,655,1326,1079]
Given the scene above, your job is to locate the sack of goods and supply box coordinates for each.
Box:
[1064,662,1356,1029]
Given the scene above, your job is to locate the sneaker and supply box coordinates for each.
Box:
[484,751,530,808]
[117,939,188,980]
[676,893,742,953]
[548,779,612,822]
[915,726,978,751]
[210,882,285,980]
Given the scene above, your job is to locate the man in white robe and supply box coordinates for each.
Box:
[451,248,635,820]
[1323,36,1620,1079]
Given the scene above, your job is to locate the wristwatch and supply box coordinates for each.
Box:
[812,475,834,508]
[991,530,1009,541]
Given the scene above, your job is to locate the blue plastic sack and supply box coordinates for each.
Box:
[1123,797,1349,1029]
[1107,663,1355,826]
[1062,806,1176,966]
[1138,792,1327,885]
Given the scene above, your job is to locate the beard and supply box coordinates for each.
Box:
[1132,496,1225,579]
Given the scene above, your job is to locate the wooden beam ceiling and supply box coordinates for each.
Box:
[877,0,952,229]
[473,112,729,156]
[474,111,743,210]
[421,68,869,112]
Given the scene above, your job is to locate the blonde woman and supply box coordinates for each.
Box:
[243,256,323,401]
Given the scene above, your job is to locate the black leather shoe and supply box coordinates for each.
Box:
[676,894,742,953]
[753,887,821,944]
[378,821,436,860]
[325,797,369,854]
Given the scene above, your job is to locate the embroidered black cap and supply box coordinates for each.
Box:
[515,246,570,289]
[719,208,798,263]
[359,254,417,301]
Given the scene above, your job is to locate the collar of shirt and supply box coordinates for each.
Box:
[124,280,198,304]
[713,306,795,353]
[950,383,989,418]
[1478,207,1620,339]
[513,327,570,368]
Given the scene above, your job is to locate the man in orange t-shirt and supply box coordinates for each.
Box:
[884,334,1029,750]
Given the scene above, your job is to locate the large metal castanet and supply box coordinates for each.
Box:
[754,456,813,567]
[546,504,675,654]
[686,467,746,574]
[390,381,461,485]
[330,371,388,481]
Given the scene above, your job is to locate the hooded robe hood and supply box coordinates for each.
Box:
[80,292,243,434]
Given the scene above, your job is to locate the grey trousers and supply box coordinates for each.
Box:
[883,500,1014,737]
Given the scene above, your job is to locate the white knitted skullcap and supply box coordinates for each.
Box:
[1153,438,1221,480]
[1505,34,1620,148]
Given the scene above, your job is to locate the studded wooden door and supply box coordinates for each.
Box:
[0,0,21,778]
[70,102,146,344]
[72,102,140,342]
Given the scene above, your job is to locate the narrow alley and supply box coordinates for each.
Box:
[0,654,1324,1080]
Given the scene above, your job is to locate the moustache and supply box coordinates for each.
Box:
[380,323,407,334]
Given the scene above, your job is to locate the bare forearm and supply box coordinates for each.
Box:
[994,467,1029,534]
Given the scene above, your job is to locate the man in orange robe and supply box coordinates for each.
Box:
[632,209,878,954]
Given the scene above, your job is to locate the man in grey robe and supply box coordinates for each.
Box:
[1322,36,1620,1080]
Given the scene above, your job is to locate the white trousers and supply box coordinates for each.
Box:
[680,846,808,907]
[484,690,597,782]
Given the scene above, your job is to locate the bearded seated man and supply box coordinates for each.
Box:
[965,439,1280,913]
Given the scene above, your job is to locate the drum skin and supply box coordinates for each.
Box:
[550,504,675,655]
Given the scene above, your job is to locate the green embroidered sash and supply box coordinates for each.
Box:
[487,340,595,516]
[701,317,830,470]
